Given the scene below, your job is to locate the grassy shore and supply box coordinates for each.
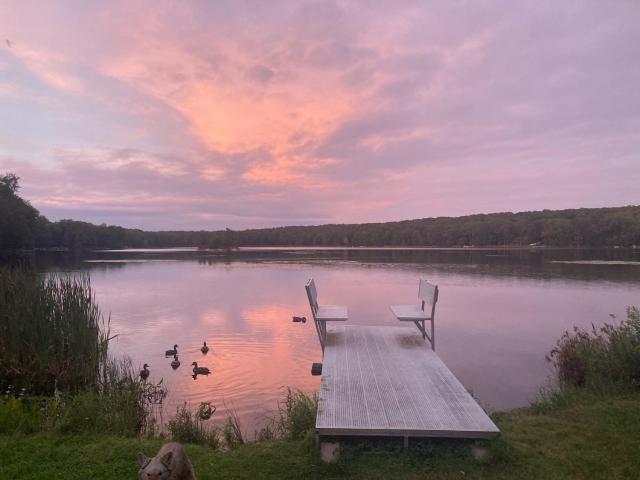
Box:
[2,389,639,480]
[2,268,638,479]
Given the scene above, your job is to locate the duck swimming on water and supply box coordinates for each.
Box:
[170,355,180,369]
[191,362,211,375]
[165,344,178,356]
[201,341,209,354]
[140,364,150,380]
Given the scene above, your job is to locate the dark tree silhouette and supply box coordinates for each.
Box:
[1,173,639,252]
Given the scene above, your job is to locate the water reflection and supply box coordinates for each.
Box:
[35,248,640,433]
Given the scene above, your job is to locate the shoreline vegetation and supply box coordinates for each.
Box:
[2,173,640,253]
[3,389,640,479]
[1,267,639,478]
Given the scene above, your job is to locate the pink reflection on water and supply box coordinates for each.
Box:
[88,259,640,433]
[96,262,322,433]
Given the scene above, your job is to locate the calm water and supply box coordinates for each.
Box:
[39,248,640,433]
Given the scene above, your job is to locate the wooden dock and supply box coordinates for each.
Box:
[316,325,499,441]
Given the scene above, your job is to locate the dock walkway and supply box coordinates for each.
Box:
[316,325,499,440]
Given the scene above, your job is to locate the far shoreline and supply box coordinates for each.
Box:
[93,245,639,253]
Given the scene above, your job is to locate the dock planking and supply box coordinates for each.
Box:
[316,325,499,439]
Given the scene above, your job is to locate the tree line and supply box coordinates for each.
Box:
[2,173,639,252]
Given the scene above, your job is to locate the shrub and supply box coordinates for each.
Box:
[255,422,276,442]
[256,388,318,442]
[94,357,167,436]
[0,359,166,437]
[0,391,46,434]
[277,388,318,440]
[168,403,220,449]
[547,306,640,389]
[57,385,143,436]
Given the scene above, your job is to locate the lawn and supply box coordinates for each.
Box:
[2,390,639,480]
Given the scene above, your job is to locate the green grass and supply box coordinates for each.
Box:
[2,389,639,480]
[0,360,166,438]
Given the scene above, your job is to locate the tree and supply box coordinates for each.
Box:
[0,173,20,193]
[0,173,46,251]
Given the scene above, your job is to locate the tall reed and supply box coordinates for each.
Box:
[276,388,317,440]
[0,267,167,435]
[547,306,640,389]
[0,267,109,394]
[255,388,318,442]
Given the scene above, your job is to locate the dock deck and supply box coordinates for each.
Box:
[316,325,499,440]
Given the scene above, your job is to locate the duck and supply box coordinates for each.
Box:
[165,344,178,356]
[170,355,180,369]
[198,402,216,420]
[191,362,211,375]
[140,364,150,380]
[201,341,209,354]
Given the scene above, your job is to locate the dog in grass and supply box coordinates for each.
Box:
[137,442,196,480]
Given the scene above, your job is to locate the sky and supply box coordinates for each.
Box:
[1,1,639,230]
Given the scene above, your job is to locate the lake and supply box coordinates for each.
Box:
[38,247,640,434]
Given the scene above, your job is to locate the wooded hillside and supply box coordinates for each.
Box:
[2,174,639,251]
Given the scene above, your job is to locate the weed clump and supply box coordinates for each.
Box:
[547,306,640,389]
[223,411,245,450]
[255,388,318,442]
[277,388,318,440]
[168,403,220,449]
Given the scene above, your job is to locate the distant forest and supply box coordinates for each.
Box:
[2,173,639,252]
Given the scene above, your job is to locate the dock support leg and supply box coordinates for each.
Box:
[403,436,409,450]
[313,319,326,353]
[320,441,340,463]
[431,319,435,350]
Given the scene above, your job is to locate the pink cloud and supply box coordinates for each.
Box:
[0,1,639,229]
[6,44,85,94]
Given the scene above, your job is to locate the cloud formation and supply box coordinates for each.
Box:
[1,1,639,229]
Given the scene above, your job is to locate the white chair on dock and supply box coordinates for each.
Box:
[305,278,348,353]
[389,280,439,350]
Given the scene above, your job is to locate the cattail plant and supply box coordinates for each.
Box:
[0,267,109,394]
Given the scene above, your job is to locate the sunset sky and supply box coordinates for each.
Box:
[1,1,639,230]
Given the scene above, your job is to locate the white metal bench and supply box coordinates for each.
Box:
[305,278,348,353]
[389,280,439,349]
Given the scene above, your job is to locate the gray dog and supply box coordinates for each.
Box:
[137,442,196,480]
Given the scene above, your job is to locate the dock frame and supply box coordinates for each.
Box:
[315,325,499,444]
